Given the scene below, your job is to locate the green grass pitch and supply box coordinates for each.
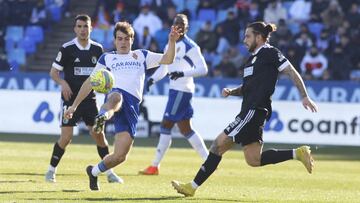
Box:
[0,134,360,202]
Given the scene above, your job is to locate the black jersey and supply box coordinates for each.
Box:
[52,38,103,102]
[241,44,290,120]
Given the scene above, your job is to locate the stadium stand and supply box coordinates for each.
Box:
[0,0,359,81]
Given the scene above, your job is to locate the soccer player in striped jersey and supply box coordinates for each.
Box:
[139,14,209,176]
[64,21,181,190]
[172,21,318,197]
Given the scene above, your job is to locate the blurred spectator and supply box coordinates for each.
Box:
[300,45,328,80]
[133,4,162,37]
[289,0,311,23]
[137,26,153,49]
[227,46,244,69]
[310,0,329,22]
[124,0,141,19]
[310,0,328,22]
[0,52,10,71]
[285,45,303,74]
[163,4,177,24]
[237,1,262,27]
[215,26,230,54]
[30,0,49,28]
[111,2,131,24]
[93,4,110,29]
[270,19,292,50]
[213,53,238,78]
[217,10,240,45]
[295,33,313,56]
[346,3,360,30]
[316,29,331,52]
[150,0,175,21]
[148,39,159,52]
[328,45,352,80]
[195,21,218,53]
[197,0,216,15]
[321,0,344,31]
[153,20,170,51]
[294,23,316,42]
[263,0,287,25]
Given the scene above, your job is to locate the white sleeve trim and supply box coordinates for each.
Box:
[278,60,290,72]
[52,62,63,71]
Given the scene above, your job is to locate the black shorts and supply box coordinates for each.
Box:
[61,99,98,127]
[224,108,267,146]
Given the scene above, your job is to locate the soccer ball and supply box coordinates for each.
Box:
[90,69,114,93]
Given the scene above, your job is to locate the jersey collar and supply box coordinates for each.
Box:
[74,38,91,50]
[252,43,270,55]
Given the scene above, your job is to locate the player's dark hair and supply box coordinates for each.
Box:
[247,21,277,42]
[174,14,189,34]
[113,21,135,39]
[74,14,91,25]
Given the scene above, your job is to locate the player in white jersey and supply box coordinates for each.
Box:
[139,14,209,176]
[64,21,181,190]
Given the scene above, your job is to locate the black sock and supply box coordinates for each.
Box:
[50,142,65,167]
[193,152,222,186]
[97,146,109,159]
[260,149,293,166]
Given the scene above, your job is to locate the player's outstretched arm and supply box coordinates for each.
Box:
[281,64,318,112]
[64,78,92,119]
[159,26,181,64]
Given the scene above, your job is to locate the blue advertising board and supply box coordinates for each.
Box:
[0,72,359,103]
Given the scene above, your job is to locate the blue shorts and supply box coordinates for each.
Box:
[106,88,140,138]
[163,89,193,122]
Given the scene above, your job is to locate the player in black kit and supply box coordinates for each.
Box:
[45,14,122,183]
[172,21,318,197]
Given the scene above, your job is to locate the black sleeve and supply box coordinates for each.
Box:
[268,47,290,71]
[53,46,68,70]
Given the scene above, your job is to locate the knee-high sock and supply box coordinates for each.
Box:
[193,152,222,187]
[49,142,65,170]
[91,161,107,177]
[260,149,293,166]
[97,145,114,175]
[152,127,172,167]
[186,130,209,161]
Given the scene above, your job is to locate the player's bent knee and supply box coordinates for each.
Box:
[109,92,122,104]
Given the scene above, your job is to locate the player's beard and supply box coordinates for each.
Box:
[248,39,257,53]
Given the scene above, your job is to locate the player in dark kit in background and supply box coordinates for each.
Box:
[45,14,122,183]
[172,21,318,197]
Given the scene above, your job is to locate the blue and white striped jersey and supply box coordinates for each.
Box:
[91,49,162,101]
[150,35,208,93]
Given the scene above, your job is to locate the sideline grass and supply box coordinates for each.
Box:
[0,134,360,202]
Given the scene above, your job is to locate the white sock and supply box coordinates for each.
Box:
[152,133,172,167]
[293,149,296,159]
[48,165,56,173]
[191,181,199,189]
[187,131,209,161]
[105,168,114,176]
[91,165,102,177]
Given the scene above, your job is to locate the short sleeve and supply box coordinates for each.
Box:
[52,47,67,71]
[141,49,163,69]
[270,48,290,72]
